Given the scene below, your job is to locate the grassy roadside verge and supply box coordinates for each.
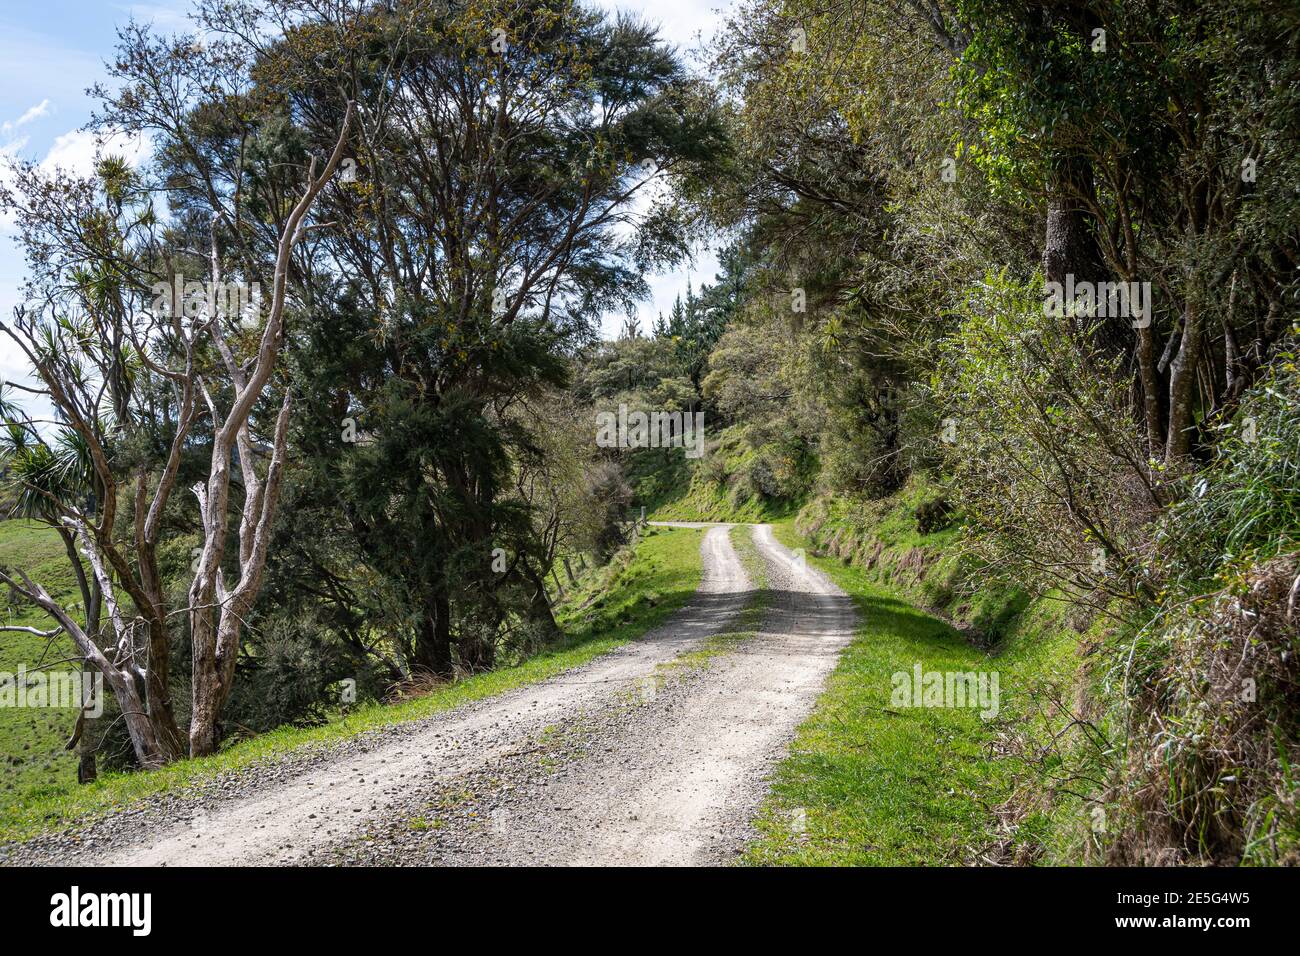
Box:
[742,517,1081,866]
[0,525,706,844]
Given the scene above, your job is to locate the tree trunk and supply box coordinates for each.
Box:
[187,108,353,756]
[189,607,223,756]
[1136,323,1166,453]
[524,566,561,642]
[57,528,104,782]
[137,546,185,760]
[413,593,454,677]
[75,631,98,783]
[72,658,98,784]
[1043,155,1130,355]
[457,570,502,673]
[29,530,169,769]
[458,634,496,672]
[1042,155,1102,288]
[144,616,184,760]
[106,670,162,767]
[77,749,97,785]
[1166,300,1204,460]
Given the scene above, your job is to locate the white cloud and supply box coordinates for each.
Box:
[0,126,153,295]
[0,126,153,237]
[0,136,30,158]
[596,0,730,62]
[0,138,32,232]
[15,98,50,128]
[40,127,152,177]
[1,98,52,135]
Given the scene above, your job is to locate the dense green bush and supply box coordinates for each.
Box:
[933,273,1162,606]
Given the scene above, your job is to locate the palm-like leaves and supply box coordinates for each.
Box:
[1,426,95,521]
[0,380,98,522]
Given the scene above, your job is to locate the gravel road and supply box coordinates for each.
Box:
[1,523,855,867]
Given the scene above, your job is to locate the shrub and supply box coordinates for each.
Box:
[932,272,1163,608]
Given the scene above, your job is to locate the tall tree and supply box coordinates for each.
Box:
[0,21,354,760]
[242,0,725,674]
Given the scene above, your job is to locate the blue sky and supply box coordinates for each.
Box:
[0,0,729,386]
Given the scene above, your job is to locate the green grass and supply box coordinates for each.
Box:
[627,425,800,524]
[652,478,795,523]
[0,524,707,843]
[554,524,705,636]
[0,520,84,807]
[795,478,1043,644]
[742,517,1081,866]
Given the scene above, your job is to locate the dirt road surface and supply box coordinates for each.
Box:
[2,524,855,867]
